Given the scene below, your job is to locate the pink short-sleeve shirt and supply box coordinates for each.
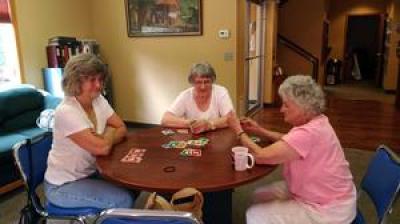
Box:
[281,115,355,208]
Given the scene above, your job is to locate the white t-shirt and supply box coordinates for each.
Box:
[45,95,114,185]
[167,84,234,120]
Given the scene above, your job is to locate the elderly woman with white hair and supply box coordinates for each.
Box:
[228,75,356,224]
[161,62,234,134]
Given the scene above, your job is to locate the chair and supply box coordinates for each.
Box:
[94,208,201,224]
[13,132,102,224]
[352,145,400,224]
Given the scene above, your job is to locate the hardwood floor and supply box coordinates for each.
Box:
[253,97,400,153]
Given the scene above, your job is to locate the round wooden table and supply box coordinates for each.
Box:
[97,127,274,192]
[96,126,275,224]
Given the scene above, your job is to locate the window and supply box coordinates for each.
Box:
[0,0,21,86]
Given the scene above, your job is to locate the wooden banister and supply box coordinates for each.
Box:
[278,34,319,81]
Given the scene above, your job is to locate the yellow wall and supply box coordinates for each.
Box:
[12,0,93,88]
[277,0,326,84]
[236,0,246,115]
[90,0,238,124]
[264,0,278,104]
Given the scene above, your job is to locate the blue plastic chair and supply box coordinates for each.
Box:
[13,132,102,224]
[352,145,400,224]
[94,208,200,224]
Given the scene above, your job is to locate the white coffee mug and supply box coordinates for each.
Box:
[232,146,255,171]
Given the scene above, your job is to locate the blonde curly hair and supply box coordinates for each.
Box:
[62,54,107,96]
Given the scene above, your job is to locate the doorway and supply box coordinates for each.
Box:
[245,0,265,114]
[342,14,386,87]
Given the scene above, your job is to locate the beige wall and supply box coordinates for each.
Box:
[90,0,238,124]
[12,0,93,88]
[277,0,326,84]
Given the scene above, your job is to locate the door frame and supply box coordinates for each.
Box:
[244,0,266,116]
[342,13,386,86]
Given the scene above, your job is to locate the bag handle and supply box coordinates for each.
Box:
[171,188,204,220]
[171,188,204,206]
[144,192,173,210]
[145,188,204,222]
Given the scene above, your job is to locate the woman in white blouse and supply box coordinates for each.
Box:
[44,54,134,209]
[161,62,234,134]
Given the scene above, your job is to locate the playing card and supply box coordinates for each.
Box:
[162,141,187,149]
[190,148,202,157]
[133,148,146,153]
[121,148,146,163]
[180,148,202,157]
[180,149,190,156]
[198,137,209,142]
[198,137,209,145]
[187,139,207,148]
[250,136,261,143]
[161,129,175,136]
[175,141,187,149]
[176,129,189,134]
[121,156,142,163]
[161,143,173,149]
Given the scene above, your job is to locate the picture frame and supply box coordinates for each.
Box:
[125,0,202,37]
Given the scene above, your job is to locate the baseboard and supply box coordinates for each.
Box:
[124,121,159,129]
[384,89,396,95]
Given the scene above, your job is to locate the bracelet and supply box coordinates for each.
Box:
[208,120,216,130]
[237,131,245,138]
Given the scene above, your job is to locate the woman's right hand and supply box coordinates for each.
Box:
[227,112,243,134]
[240,117,262,134]
[190,119,209,134]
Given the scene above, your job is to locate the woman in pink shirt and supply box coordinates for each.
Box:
[228,75,356,224]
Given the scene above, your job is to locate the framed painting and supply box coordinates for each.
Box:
[125,0,202,37]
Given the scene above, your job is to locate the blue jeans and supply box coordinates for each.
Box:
[44,175,135,209]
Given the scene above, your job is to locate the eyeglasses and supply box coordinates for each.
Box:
[193,79,212,86]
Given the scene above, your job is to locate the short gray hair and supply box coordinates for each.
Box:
[188,62,216,83]
[278,75,325,115]
[62,54,107,96]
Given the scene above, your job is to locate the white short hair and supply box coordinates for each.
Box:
[188,62,216,83]
[278,75,325,115]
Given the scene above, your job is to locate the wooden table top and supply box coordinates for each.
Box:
[96,127,275,193]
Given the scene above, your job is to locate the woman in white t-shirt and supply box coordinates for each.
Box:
[161,62,234,134]
[44,54,134,209]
